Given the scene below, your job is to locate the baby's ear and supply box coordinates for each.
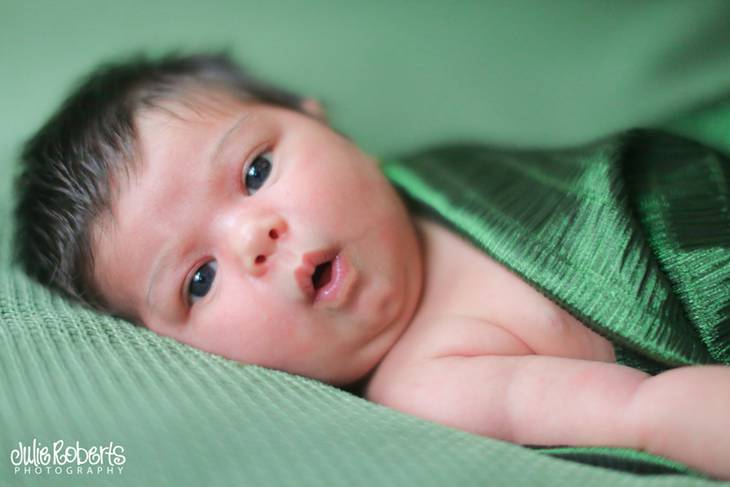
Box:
[300,98,327,122]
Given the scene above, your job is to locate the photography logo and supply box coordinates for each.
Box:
[10,438,126,477]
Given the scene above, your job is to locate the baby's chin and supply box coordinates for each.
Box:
[318,358,383,393]
[302,356,376,388]
[335,368,378,397]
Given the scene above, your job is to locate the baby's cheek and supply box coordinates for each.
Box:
[338,179,393,235]
[191,303,264,358]
[238,305,313,367]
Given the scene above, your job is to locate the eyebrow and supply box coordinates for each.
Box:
[144,112,251,314]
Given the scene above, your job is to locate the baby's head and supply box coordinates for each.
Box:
[15,53,423,385]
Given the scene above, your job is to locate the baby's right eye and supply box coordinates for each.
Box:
[187,260,217,305]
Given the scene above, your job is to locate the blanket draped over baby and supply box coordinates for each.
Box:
[382,128,730,374]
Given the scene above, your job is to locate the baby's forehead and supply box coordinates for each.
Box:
[135,87,249,131]
[101,88,240,196]
[130,92,264,179]
[108,89,272,222]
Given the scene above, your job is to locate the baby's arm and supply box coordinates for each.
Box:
[369,354,730,479]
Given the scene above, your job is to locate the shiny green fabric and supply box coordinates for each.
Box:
[382,130,730,373]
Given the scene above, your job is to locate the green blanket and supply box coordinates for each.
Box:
[384,129,730,374]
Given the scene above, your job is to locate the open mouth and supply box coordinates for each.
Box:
[295,248,355,306]
[311,261,333,291]
[295,248,338,301]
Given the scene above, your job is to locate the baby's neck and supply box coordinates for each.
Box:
[344,217,459,396]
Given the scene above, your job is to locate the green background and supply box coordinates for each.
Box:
[1,1,730,486]
[3,0,730,173]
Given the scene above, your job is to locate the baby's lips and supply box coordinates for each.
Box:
[295,264,315,301]
[295,247,338,302]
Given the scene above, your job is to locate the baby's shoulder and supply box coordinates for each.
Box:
[365,314,531,400]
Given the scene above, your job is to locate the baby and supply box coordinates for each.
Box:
[15,53,730,479]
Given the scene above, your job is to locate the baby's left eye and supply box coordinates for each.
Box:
[244,151,273,195]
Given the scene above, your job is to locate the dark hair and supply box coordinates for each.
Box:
[14,52,306,310]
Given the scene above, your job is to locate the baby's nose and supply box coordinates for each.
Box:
[236,216,288,276]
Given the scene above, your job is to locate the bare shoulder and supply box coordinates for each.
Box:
[365,315,533,436]
[367,314,533,387]
[365,358,515,440]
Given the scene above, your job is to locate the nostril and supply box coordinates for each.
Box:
[269,229,279,239]
[255,255,266,264]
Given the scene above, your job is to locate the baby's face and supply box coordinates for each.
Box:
[92,92,423,385]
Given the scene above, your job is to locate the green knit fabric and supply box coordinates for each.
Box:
[383,130,730,372]
[3,132,730,485]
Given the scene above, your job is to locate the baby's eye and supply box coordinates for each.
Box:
[187,260,217,305]
[244,151,273,195]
